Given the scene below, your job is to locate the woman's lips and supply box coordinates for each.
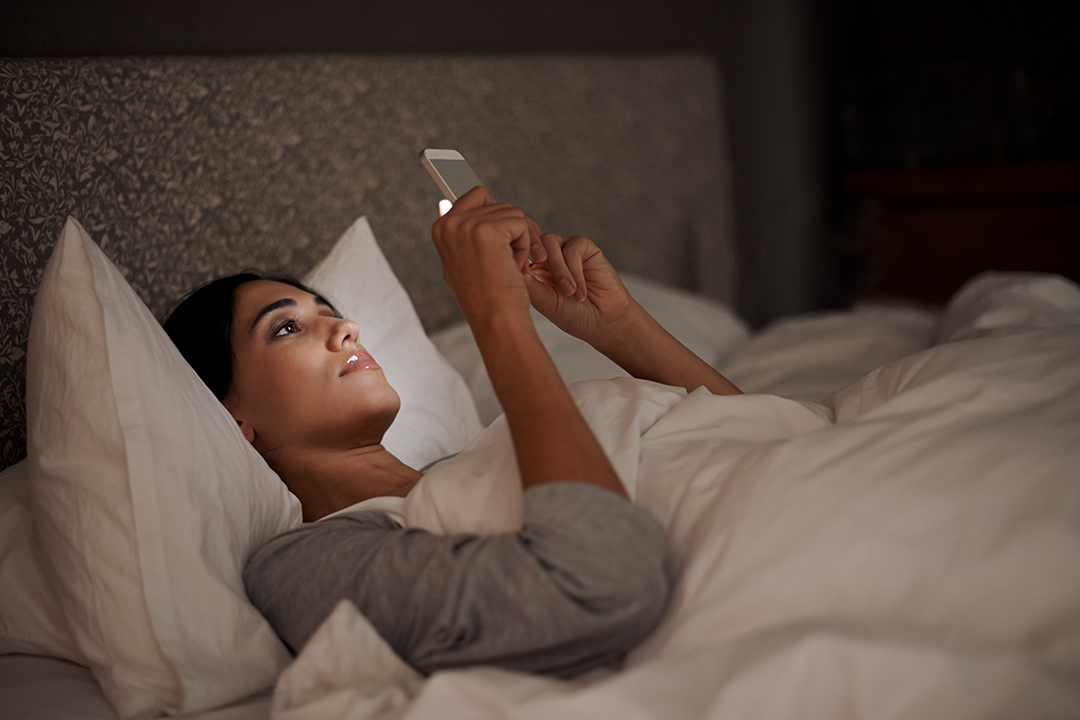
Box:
[340,350,379,376]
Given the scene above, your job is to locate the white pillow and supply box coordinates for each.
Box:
[302,217,482,470]
[3,216,482,711]
[26,218,301,718]
[0,460,83,663]
[431,274,750,425]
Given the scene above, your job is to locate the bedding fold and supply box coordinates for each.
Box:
[269,315,1080,720]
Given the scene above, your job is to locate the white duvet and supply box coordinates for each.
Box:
[271,275,1080,720]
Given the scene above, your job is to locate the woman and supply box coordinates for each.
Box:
[165,186,741,677]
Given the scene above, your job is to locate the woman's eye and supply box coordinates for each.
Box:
[273,320,299,337]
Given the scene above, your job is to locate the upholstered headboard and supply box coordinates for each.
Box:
[0,54,736,470]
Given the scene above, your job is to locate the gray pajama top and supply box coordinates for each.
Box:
[243,481,672,678]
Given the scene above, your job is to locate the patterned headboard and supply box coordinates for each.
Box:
[0,54,736,470]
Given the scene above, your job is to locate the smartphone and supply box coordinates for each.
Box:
[420,149,486,202]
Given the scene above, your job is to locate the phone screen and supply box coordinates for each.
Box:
[429,158,483,201]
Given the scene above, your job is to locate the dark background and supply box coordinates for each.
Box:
[4,0,1077,326]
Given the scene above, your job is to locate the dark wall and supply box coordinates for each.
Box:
[3,0,835,327]
[6,0,729,56]
[833,0,1078,172]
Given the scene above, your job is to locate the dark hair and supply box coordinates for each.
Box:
[163,272,335,400]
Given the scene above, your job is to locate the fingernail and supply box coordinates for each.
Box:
[559,278,576,296]
[530,244,547,262]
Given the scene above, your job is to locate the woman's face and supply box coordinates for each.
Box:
[222,280,400,457]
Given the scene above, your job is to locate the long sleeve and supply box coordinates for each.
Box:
[243,481,672,678]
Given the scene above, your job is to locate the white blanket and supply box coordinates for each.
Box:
[272,277,1080,720]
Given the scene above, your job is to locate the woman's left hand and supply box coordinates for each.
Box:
[525,231,637,347]
[526,231,743,397]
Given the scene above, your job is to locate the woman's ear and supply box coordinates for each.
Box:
[222,395,256,445]
[234,417,256,445]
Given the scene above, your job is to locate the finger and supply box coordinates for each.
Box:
[502,217,535,274]
[523,260,562,311]
[537,233,578,297]
[450,185,494,211]
[561,235,593,302]
[432,206,530,268]
[526,217,547,264]
[438,205,525,246]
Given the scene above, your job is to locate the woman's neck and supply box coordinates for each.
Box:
[271,444,423,522]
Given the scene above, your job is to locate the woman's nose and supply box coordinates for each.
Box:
[328,317,361,350]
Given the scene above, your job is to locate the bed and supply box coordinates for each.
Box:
[2,55,1079,720]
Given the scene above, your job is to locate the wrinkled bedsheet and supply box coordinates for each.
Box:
[263,273,1080,716]
[270,277,1080,719]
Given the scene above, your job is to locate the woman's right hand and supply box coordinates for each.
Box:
[430,187,628,499]
[430,186,537,327]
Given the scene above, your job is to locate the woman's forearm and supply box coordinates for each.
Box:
[520,229,739,397]
[469,309,627,498]
[590,302,742,396]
